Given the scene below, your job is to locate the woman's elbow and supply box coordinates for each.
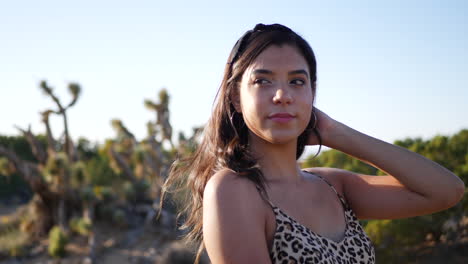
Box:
[453,178,466,204]
[442,177,465,209]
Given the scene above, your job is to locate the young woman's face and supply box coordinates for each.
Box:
[236,44,314,144]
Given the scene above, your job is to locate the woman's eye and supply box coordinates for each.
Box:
[253,78,270,85]
[291,79,305,86]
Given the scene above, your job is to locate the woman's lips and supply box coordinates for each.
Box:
[269,113,295,123]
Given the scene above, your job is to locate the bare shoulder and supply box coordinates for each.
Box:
[303,166,349,176]
[302,167,349,195]
[204,168,265,207]
[205,168,251,190]
[203,168,271,263]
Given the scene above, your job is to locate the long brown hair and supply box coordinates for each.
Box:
[159,23,322,263]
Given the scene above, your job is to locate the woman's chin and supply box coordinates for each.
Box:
[259,133,299,145]
[248,128,302,145]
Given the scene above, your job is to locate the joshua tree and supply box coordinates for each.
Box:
[0,80,82,235]
[144,89,174,149]
[108,88,175,205]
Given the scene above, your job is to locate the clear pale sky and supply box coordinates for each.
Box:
[1,1,467,158]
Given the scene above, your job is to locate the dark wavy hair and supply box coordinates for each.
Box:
[160,23,322,263]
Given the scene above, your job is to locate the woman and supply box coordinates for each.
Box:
[160,23,465,264]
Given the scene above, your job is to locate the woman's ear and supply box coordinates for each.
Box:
[230,88,242,113]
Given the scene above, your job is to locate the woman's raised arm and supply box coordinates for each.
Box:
[307,109,465,219]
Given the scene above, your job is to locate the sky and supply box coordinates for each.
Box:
[1,0,467,158]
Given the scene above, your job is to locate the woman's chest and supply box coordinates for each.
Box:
[264,192,347,252]
[264,205,376,264]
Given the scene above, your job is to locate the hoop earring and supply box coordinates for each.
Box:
[230,111,246,130]
[229,111,236,126]
[312,110,318,129]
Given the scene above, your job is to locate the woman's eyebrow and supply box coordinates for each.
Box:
[288,69,309,78]
[251,69,309,77]
[252,69,273,75]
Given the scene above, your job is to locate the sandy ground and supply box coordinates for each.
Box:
[1,223,183,264]
[0,203,193,264]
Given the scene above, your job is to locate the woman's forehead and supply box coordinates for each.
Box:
[245,45,309,75]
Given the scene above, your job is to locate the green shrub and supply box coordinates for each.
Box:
[69,217,92,236]
[48,226,68,258]
[365,217,433,248]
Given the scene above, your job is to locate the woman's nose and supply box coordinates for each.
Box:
[272,87,293,105]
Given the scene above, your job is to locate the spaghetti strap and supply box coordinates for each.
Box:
[255,171,349,209]
[254,184,276,208]
[302,170,349,208]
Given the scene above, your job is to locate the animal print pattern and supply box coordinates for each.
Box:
[259,172,376,264]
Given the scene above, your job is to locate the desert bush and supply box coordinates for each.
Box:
[69,217,92,236]
[48,226,68,258]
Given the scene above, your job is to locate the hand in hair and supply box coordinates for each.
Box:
[306,107,340,146]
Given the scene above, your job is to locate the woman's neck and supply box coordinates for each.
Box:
[248,133,303,184]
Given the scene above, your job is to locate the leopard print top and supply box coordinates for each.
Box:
[256,171,376,264]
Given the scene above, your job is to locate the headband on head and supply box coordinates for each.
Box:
[228,23,294,65]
